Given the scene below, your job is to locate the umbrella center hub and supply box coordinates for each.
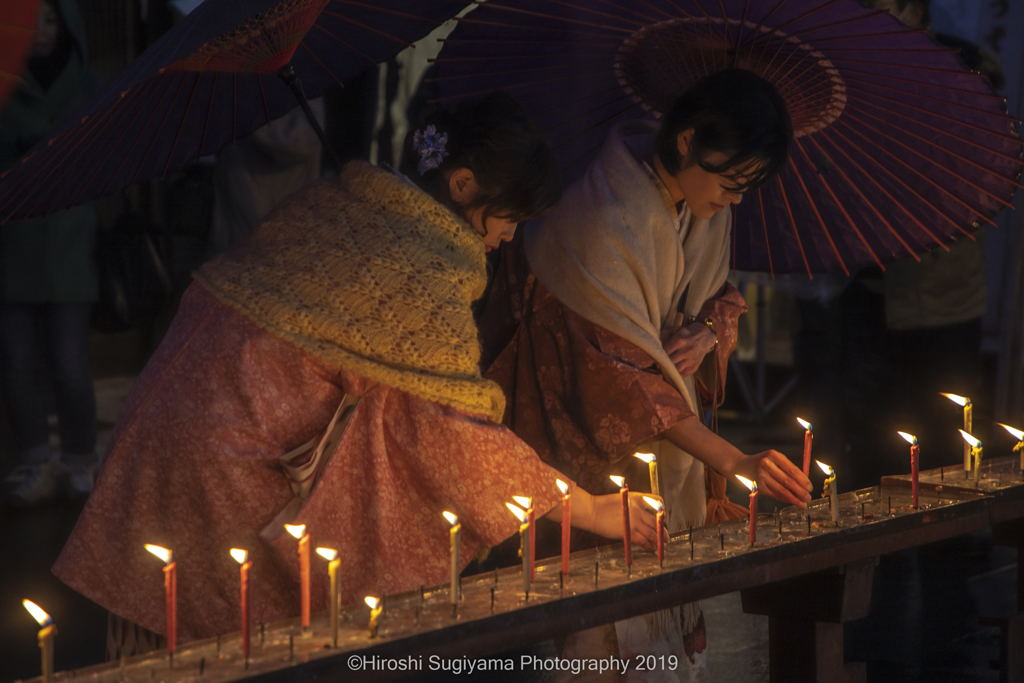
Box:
[614,17,847,138]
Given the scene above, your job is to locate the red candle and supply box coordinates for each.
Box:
[513,497,535,581]
[230,549,252,660]
[644,497,665,566]
[736,476,757,545]
[556,480,571,575]
[145,545,176,655]
[285,525,311,629]
[610,476,631,567]
[898,432,920,508]
[797,418,813,478]
[164,562,177,654]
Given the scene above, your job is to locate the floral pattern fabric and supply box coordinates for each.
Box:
[479,234,747,496]
[54,284,565,642]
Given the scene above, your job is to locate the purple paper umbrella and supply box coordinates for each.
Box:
[431,0,1023,275]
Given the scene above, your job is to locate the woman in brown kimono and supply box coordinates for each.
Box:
[478,70,813,681]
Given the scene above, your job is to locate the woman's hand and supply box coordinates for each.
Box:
[733,449,812,508]
[662,322,717,377]
[588,491,661,551]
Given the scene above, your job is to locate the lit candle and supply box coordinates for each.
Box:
[364,596,383,638]
[442,512,461,606]
[796,418,813,478]
[997,423,1024,472]
[506,503,531,595]
[897,432,920,509]
[610,476,632,568]
[23,600,56,683]
[316,548,340,647]
[634,452,660,497]
[229,548,252,663]
[144,544,176,658]
[512,496,535,581]
[284,524,311,630]
[816,461,839,524]
[736,475,758,544]
[941,393,972,472]
[644,497,665,565]
[556,479,571,576]
[959,430,983,484]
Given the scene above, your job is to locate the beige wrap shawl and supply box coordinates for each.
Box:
[524,120,732,534]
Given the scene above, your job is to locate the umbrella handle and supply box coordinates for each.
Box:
[277,64,342,170]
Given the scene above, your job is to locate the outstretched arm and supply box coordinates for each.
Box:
[662,416,813,507]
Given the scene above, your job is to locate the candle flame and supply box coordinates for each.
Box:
[609,475,625,488]
[229,548,248,564]
[442,511,458,526]
[897,431,918,445]
[284,524,306,539]
[145,544,172,563]
[556,479,569,495]
[506,502,527,522]
[512,496,532,509]
[816,460,834,476]
[998,423,1024,441]
[796,417,812,431]
[316,547,338,561]
[633,452,655,464]
[940,392,970,407]
[22,599,51,626]
[958,430,981,448]
[735,475,757,492]
[364,596,380,610]
[643,496,663,511]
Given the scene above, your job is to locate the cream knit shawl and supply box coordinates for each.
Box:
[195,161,506,423]
[524,120,732,532]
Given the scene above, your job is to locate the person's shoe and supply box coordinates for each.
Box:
[7,461,62,508]
[63,454,98,503]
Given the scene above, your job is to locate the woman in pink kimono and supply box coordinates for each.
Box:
[53,94,659,651]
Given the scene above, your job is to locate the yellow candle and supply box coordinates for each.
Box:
[942,393,972,471]
[816,461,838,523]
[959,430,982,483]
[23,600,56,683]
[316,548,340,647]
[442,512,461,606]
[634,452,659,497]
[365,596,383,638]
[506,503,531,595]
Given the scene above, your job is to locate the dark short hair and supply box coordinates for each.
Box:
[656,69,792,192]
[405,92,562,223]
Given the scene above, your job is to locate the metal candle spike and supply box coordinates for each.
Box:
[23,600,56,683]
[816,461,839,524]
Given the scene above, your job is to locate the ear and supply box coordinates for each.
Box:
[447,168,478,207]
[676,129,695,164]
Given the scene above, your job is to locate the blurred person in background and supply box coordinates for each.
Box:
[791,0,1003,489]
[0,0,102,507]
